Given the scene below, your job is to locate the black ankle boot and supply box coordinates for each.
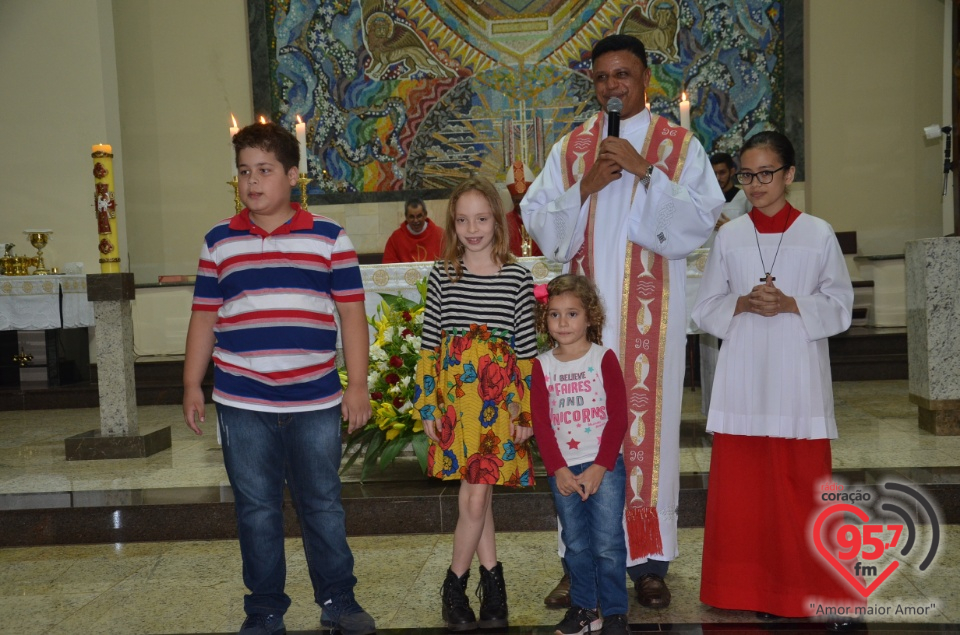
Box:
[476,562,508,629]
[441,568,478,632]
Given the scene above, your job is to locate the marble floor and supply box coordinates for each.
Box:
[2,380,957,495]
[1,380,959,634]
[3,527,958,634]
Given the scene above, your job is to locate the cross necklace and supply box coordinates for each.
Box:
[752,208,792,282]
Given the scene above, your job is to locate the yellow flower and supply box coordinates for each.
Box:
[413,419,423,434]
[377,402,397,418]
[385,428,401,441]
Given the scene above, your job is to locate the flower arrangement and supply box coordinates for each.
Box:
[341,277,430,479]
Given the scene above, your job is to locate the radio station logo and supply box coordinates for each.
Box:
[810,480,941,605]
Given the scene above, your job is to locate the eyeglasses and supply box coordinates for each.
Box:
[735,166,788,185]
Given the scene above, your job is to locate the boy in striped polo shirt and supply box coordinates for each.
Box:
[183,121,374,635]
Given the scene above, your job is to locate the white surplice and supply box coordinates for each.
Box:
[521,109,724,564]
[692,213,853,439]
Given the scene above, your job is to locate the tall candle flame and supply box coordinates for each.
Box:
[682,91,687,101]
[231,114,238,127]
[259,116,267,124]
[297,115,303,124]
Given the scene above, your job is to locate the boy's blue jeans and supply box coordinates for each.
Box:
[217,403,357,616]
[549,455,628,615]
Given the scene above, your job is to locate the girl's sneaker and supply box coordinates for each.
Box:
[600,614,629,635]
[555,606,602,635]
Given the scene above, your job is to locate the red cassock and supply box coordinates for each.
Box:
[381,219,444,263]
[700,434,865,617]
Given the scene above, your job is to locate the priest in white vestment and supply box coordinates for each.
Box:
[521,34,724,609]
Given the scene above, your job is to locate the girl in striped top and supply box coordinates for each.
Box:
[414,176,537,632]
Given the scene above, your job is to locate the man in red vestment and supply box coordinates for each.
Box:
[382,198,445,263]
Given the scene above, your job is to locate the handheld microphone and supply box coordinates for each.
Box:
[606,97,623,138]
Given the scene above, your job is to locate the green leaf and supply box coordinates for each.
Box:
[340,443,365,474]
[360,429,386,482]
[411,432,429,474]
[340,426,376,475]
[378,291,420,312]
[378,435,407,470]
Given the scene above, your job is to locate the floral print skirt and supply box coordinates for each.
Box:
[414,329,534,487]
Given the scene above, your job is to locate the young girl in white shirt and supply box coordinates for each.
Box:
[531,274,630,635]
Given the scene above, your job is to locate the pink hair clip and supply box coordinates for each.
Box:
[533,284,549,304]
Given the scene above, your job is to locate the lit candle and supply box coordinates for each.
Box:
[679,91,691,129]
[295,115,308,176]
[229,114,239,177]
[91,143,121,273]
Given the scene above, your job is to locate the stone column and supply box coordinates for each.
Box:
[906,238,960,435]
[65,273,171,459]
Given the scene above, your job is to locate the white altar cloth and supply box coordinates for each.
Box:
[359,254,708,328]
[0,275,95,330]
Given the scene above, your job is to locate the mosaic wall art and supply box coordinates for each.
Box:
[253,0,786,195]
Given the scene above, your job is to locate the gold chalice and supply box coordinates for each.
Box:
[24,230,52,275]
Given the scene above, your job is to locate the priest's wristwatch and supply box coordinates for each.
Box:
[640,163,654,188]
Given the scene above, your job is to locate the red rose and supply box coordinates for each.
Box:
[438,405,457,450]
[402,311,412,322]
[448,335,472,364]
[385,373,400,385]
[460,452,504,485]
[392,395,405,409]
[389,355,403,368]
[370,391,384,401]
[477,355,510,403]
[401,328,413,337]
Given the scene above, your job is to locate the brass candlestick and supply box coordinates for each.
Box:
[12,348,33,367]
[520,226,533,257]
[227,176,242,214]
[24,230,52,275]
[298,175,312,211]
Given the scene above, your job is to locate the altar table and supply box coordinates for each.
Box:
[0,275,95,331]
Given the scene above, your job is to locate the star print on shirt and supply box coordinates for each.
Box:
[567,439,580,450]
[587,367,594,373]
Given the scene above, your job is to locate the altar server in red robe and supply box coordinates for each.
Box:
[693,131,862,626]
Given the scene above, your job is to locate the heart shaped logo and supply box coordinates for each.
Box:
[812,503,899,597]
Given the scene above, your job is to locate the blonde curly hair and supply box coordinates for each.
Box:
[534,274,605,347]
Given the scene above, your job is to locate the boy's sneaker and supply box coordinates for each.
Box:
[239,613,286,635]
[555,606,602,635]
[599,614,629,635]
[321,591,377,635]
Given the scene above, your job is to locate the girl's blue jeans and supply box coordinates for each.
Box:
[549,455,629,615]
